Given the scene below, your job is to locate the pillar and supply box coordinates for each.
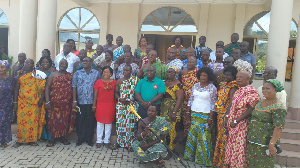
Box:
[36,0,57,61]
[288,13,300,109]
[197,3,209,45]
[234,4,246,40]
[18,0,38,60]
[266,0,294,84]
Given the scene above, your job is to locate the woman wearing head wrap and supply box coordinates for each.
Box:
[247,79,286,167]
[224,69,260,167]
[0,60,14,148]
[160,65,184,159]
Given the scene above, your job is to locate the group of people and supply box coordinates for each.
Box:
[0,33,287,168]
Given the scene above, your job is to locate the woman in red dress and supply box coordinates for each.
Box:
[93,66,116,148]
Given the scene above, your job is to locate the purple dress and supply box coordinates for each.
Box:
[0,77,15,143]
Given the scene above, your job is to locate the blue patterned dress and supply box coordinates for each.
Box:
[0,77,15,143]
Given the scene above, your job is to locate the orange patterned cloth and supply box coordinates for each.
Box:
[17,73,46,143]
[225,85,260,167]
[181,68,198,136]
[212,81,238,167]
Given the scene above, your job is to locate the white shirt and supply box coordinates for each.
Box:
[54,52,79,73]
[188,83,217,113]
[257,85,287,109]
[210,51,229,61]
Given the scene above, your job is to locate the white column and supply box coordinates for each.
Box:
[197,3,209,45]
[18,0,38,60]
[234,4,246,40]
[266,0,294,84]
[288,13,300,108]
[36,0,57,61]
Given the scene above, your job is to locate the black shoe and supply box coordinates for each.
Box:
[87,142,93,147]
[76,142,83,146]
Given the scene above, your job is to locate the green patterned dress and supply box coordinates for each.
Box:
[247,101,287,167]
[132,117,171,163]
[116,76,139,148]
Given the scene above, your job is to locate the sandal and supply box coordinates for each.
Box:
[157,159,165,168]
[109,144,119,150]
[29,142,39,146]
[13,142,22,148]
[1,143,8,148]
[104,143,109,148]
[127,145,134,152]
[46,141,55,147]
[61,139,71,145]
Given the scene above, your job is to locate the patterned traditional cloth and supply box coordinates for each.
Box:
[40,71,54,141]
[93,53,105,66]
[233,59,253,76]
[208,61,224,72]
[132,117,171,163]
[182,58,204,70]
[167,45,186,59]
[225,85,260,167]
[183,112,212,166]
[47,73,75,138]
[17,73,46,143]
[166,59,183,70]
[113,45,124,61]
[87,50,97,58]
[225,42,240,56]
[160,83,183,150]
[247,102,286,167]
[116,76,139,148]
[0,77,15,143]
[115,63,139,79]
[142,62,168,80]
[141,57,164,66]
[134,48,147,61]
[212,81,238,167]
[181,68,198,136]
[195,46,212,60]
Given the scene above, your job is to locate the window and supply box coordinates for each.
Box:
[141,7,197,33]
[58,8,100,53]
[0,9,8,25]
[243,11,297,80]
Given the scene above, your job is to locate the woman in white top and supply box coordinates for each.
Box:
[183,67,217,167]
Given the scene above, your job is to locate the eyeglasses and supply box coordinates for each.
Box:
[222,61,232,64]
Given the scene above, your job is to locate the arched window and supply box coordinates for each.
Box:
[0,8,9,57]
[58,7,100,53]
[141,7,197,33]
[243,11,297,80]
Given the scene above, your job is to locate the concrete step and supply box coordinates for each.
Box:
[284,119,300,129]
[281,128,300,140]
[287,107,300,120]
[276,150,300,167]
[280,138,300,152]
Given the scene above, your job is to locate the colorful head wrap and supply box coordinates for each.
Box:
[0,60,11,69]
[233,59,253,77]
[266,79,284,92]
[168,65,179,74]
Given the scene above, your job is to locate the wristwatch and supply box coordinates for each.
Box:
[233,120,237,124]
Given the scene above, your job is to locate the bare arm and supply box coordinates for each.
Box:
[92,89,98,108]
[115,79,121,100]
[252,65,256,79]
[149,93,163,105]
[135,92,145,104]
[45,74,54,103]
[173,88,183,114]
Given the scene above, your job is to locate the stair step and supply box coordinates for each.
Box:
[287,107,300,120]
[276,150,300,167]
[281,128,300,140]
[280,138,300,152]
[284,119,300,129]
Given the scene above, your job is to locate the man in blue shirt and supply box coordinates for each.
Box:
[182,47,203,70]
[135,66,165,119]
[240,41,256,78]
[72,57,101,146]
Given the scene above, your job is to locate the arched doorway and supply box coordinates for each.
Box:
[140,7,197,61]
[57,7,100,54]
[243,11,297,80]
[0,8,9,60]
